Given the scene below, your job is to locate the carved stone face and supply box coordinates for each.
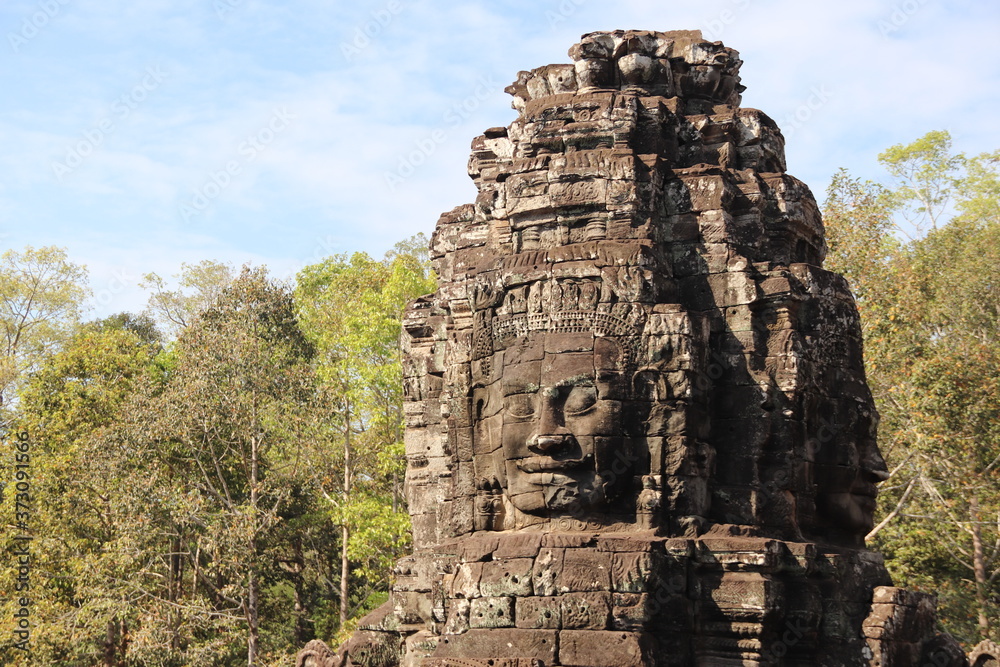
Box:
[494,331,631,515]
[819,447,888,537]
[814,400,889,537]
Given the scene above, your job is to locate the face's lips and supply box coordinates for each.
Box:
[850,479,879,500]
[851,467,889,499]
[517,453,593,473]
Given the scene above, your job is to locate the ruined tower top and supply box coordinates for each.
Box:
[506,30,744,113]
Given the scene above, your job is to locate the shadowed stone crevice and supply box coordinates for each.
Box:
[296,29,969,666]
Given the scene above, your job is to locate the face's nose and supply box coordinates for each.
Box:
[865,446,890,483]
[531,433,574,454]
[529,386,572,454]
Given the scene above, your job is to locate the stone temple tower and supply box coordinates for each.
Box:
[298,30,968,667]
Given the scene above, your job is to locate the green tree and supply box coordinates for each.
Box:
[94,311,162,345]
[125,266,323,665]
[878,129,965,230]
[0,315,161,666]
[1,238,435,664]
[140,260,235,337]
[0,245,90,412]
[0,269,338,666]
[825,132,1000,644]
[294,237,435,633]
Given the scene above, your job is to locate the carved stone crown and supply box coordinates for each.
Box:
[471,274,649,379]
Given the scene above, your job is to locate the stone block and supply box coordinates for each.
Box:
[532,548,564,596]
[443,598,470,635]
[494,533,544,559]
[557,549,611,593]
[611,592,651,630]
[450,562,483,599]
[558,630,653,666]
[515,595,562,629]
[610,551,656,593]
[431,629,558,663]
[469,597,514,628]
[480,558,534,597]
[700,572,782,617]
[560,591,612,629]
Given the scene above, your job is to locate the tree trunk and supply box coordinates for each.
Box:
[340,525,351,627]
[104,618,118,666]
[292,538,311,644]
[118,617,128,666]
[170,535,182,652]
[340,398,353,627]
[247,568,259,667]
[247,436,261,666]
[971,497,991,639]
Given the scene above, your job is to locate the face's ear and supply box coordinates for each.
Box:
[623,369,656,438]
[472,386,487,421]
[632,368,663,401]
[594,336,625,371]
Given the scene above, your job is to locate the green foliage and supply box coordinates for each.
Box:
[294,236,436,625]
[140,260,235,337]
[0,236,434,665]
[0,317,160,665]
[0,245,90,411]
[956,150,1000,223]
[827,132,1000,644]
[878,129,965,230]
[121,266,324,665]
[335,494,412,580]
[94,311,162,345]
[823,169,898,295]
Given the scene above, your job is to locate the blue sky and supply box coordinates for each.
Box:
[1,0,998,317]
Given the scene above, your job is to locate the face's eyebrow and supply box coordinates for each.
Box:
[503,381,539,395]
[553,373,596,389]
[501,360,541,394]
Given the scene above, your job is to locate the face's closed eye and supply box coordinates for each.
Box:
[563,384,597,416]
[505,393,536,420]
[504,382,598,421]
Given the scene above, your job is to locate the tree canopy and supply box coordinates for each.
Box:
[0,245,90,414]
[0,237,435,666]
[825,131,1000,643]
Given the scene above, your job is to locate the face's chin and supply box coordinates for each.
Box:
[506,466,604,515]
[818,491,876,535]
[543,473,607,513]
[850,490,878,532]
